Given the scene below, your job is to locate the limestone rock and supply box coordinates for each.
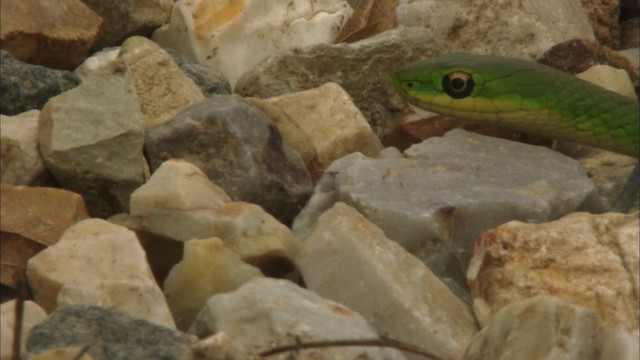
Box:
[190,277,405,360]
[129,159,299,274]
[462,296,608,360]
[1,300,48,360]
[31,347,95,360]
[600,325,640,360]
[152,0,353,87]
[26,219,175,328]
[27,305,192,360]
[0,0,103,70]
[467,211,639,332]
[38,59,145,218]
[164,237,264,331]
[0,51,80,116]
[293,129,606,288]
[118,36,205,128]
[256,83,382,175]
[578,0,620,49]
[79,0,173,50]
[144,95,313,224]
[297,202,477,360]
[0,110,51,185]
[165,48,232,97]
[577,64,637,99]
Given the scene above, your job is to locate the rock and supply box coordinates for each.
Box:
[152,0,353,87]
[27,305,193,360]
[73,47,121,80]
[462,296,608,360]
[296,202,477,360]
[254,83,382,176]
[620,18,639,49]
[165,48,232,97]
[129,159,299,275]
[38,59,146,218]
[26,218,175,328]
[190,277,405,360]
[576,64,637,99]
[293,129,606,288]
[144,96,313,224]
[1,300,48,360]
[31,347,95,360]
[578,152,638,211]
[164,237,264,331]
[0,0,103,70]
[117,36,205,128]
[578,0,620,49]
[79,0,173,50]
[1,184,89,289]
[0,110,52,185]
[0,51,80,116]
[600,325,640,360]
[192,333,244,360]
[467,211,639,332]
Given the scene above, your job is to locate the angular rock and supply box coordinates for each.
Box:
[129,159,299,275]
[467,212,639,332]
[579,152,638,213]
[31,347,95,360]
[118,36,205,128]
[255,83,382,176]
[152,0,353,87]
[297,202,477,360]
[165,48,232,97]
[0,110,52,185]
[578,0,620,49]
[39,59,145,218]
[576,64,637,99]
[190,277,405,360]
[1,300,48,360]
[0,0,103,70]
[27,305,192,360]
[144,96,313,224]
[26,219,175,328]
[600,325,640,360]
[293,129,606,288]
[164,237,263,331]
[0,51,80,116]
[79,0,173,50]
[462,296,608,360]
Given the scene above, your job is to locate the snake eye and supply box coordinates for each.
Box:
[442,72,474,99]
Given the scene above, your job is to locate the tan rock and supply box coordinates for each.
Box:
[30,346,94,360]
[0,300,48,360]
[118,36,205,128]
[0,0,103,70]
[468,211,639,332]
[259,83,382,175]
[26,218,175,328]
[577,64,637,99]
[164,237,263,331]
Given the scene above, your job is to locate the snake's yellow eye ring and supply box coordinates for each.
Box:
[442,72,474,99]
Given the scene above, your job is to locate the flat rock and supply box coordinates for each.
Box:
[0,0,102,70]
[27,305,192,360]
[144,95,313,224]
[152,0,353,87]
[467,211,639,332]
[129,159,299,275]
[165,48,232,97]
[0,110,52,185]
[190,277,405,360]
[293,129,606,289]
[463,296,608,360]
[118,36,205,128]
[26,219,175,328]
[1,300,48,360]
[39,59,146,218]
[164,237,263,331]
[296,202,477,360]
[0,51,80,116]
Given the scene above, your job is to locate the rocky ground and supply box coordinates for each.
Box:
[1,0,639,360]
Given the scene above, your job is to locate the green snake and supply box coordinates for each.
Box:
[391,53,639,211]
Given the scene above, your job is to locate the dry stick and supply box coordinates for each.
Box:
[11,271,27,360]
[259,336,446,360]
[71,345,91,360]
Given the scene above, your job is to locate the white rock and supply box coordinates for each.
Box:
[26,218,175,328]
[297,202,477,360]
[190,277,405,360]
[1,300,48,360]
[164,237,263,331]
[152,0,353,87]
[74,47,120,81]
[577,64,637,99]
[600,325,640,360]
[0,110,48,185]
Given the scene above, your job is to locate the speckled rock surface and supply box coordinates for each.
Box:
[165,48,232,97]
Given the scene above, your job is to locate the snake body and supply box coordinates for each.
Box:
[391,53,639,158]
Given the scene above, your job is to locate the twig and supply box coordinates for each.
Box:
[71,345,91,360]
[11,271,27,360]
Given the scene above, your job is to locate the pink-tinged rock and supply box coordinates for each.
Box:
[1,300,48,360]
[468,211,639,333]
[0,0,103,70]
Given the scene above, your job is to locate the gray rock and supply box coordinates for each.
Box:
[27,305,193,360]
[0,51,80,115]
[144,95,313,224]
[165,48,232,97]
[293,129,607,289]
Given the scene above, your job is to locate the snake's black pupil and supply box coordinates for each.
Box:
[442,72,474,99]
[451,78,465,90]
